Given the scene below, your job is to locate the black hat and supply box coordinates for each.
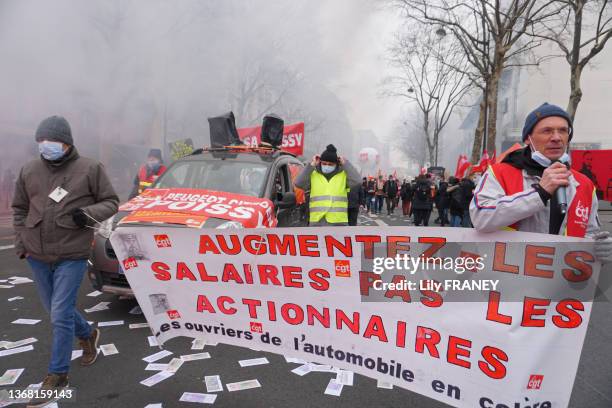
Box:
[320,144,338,164]
[35,115,73,145]
[147,148,163,162]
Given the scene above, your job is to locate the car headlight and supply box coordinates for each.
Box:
[96,215,115,238]
[216,220,244,229]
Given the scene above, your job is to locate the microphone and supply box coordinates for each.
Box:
[555,159,569,214]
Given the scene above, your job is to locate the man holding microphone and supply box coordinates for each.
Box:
[470,103,611,263]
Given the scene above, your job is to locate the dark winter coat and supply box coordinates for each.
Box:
[411,177,433,210]
[12,147,119,262]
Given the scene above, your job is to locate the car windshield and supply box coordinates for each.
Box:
[155,159,270,198]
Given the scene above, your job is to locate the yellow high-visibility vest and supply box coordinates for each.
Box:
[309,171,348,224]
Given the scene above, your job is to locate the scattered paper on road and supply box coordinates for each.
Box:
[284,356,306,364]
[140,371,174,387]
[71,350,83,360]
[86,290,103,297]
[129,322,149,329]
[191,339,206,350]
[11,319,41,325]
[291,364,312,376]
[144,404,163,408]
[179,392,217,404]
[148,336,159,347]
[376,379,394,389]
[205,375,223,393]
[0,369,25,386]
[324,379,344,396]
[226,379,261,392]
[309,363,334,372]
[0,345,34,357]
[165,358,184,373]
[145,363,169,371]
[335,370,354,386]
[239,357,269,367]
[143,350,173,363]
[8,277,33,285]
[4,337,37,349]
[129,305,143,315]
[181,352,211,362]
[98,320,124,327]
[84,301,111,313]
[100,344,119,356]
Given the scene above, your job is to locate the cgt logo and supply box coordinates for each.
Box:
[334,260,351,277]
[527,374,544,390]
[575,200,590,223]
[250,322,263,333]
[122,257,138,271]
[154,234,172,248]
[167,310,181,320]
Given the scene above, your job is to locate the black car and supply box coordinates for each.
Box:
[87,147,307,296]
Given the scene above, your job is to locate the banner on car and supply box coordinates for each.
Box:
[238,122,304,156]
[118,188,276,228]
[110,226,600,407]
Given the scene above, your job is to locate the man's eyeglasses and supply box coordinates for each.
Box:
[535,127,572,137]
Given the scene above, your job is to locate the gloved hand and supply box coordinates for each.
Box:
[594,231,612,264]
[70,208,88,228]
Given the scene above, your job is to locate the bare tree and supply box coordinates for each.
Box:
[393,0,563,162]
[384,28,473,166]
[532,0,612,119]
[390,110,429,168]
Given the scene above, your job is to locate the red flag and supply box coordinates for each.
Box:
[471,150,490,174]
[455,155,471,179]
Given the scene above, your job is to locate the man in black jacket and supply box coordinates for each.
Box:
[412,174,434,226]
[383,175,398,215]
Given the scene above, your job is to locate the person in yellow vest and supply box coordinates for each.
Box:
[470,103,611,263]
[295,144,361,226]
[129,149,167,199]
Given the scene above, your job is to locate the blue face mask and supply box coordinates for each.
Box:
[38,141,65,161]
[321,164,336,174]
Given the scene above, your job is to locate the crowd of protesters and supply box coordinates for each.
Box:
[356,171,479,228]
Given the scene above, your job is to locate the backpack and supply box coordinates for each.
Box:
[416,182,429,201]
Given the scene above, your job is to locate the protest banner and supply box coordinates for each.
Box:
[118,188,276,228]
[109,226,600,407]
[238,122,304,156]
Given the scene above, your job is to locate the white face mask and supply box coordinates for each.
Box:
[528,136,570,167]
[321,164,336,174]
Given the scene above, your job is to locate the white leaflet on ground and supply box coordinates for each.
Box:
[181,352,211,362]
[335,370,354,386]
[226,379,261,392]
[376,379,394,389]
[179,392,217,404]
[129,322,149,329]
[324,379,344,396]
[140,371,174,387]
[142,350,173,363]
[100,344,119,356]
[204,375,223,393]
[238,357,269,367]
[11,319,41,325]
[98,320,124,327]
[0,345,34,357]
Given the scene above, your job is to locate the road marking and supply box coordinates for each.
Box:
[374,219,388,227]
[0,245,15,251]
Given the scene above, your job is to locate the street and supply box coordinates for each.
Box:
[0,210,611,408]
